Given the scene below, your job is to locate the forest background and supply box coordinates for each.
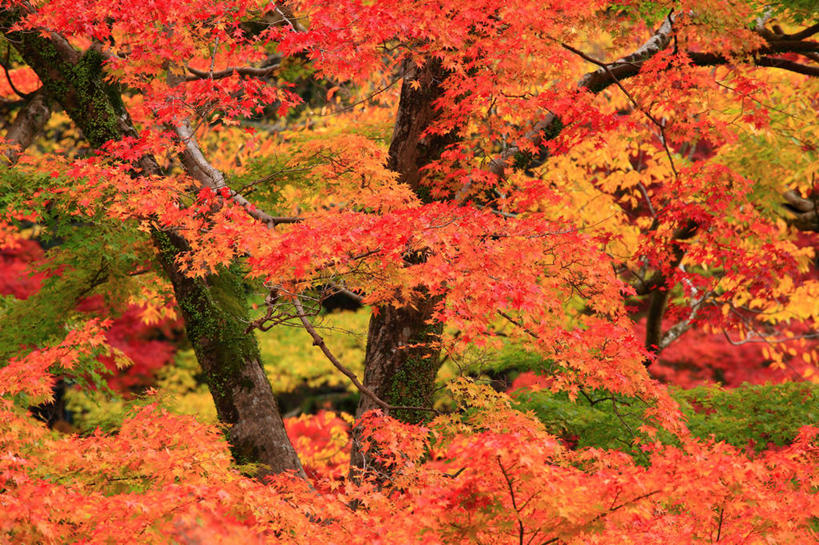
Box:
[0,0,818,543]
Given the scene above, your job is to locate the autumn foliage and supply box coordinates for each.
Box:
[1,0,818,542]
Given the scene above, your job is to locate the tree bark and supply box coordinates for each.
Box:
[1,14,305,478]
[153,231,305,477]
[643,220,699,362]
[350,57,455,474]
[4,90,51,163]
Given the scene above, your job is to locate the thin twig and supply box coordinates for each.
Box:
[497,310,538,339]
[2,44,36,99]
[497,457,526,545]
[560,41,679,179]
[291,296,437,414]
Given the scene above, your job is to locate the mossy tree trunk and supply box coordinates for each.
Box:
[154,232,304,477]
[2,16,305,478]
[350,58,455,474]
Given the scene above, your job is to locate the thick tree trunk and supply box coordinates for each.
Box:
[385,58,455,202]
[357,300,444,423]
[350,299,443,472]
[2,17,304,478]
[644,288,669,356]
[350,57,455,473]
[154,231,305,477]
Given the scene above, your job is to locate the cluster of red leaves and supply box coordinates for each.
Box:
[284,410,351,485]
[0,66,40,99]
[641,321,816,388]
[2,366,817,543]
[0,238,46,299]
[75,296,180,390]
[0,239,181,390]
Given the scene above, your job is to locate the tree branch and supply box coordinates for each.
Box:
[783,188,819,232]
[489,11,680,178]
[560,41,679,178]
[2,44,37,99]
[778,22,819,41]
[644,220,699,358]
[496,457,525,545]
[291,296,437,415]
[659,265,709,350]
[174,120,302,227]
[687,51,819,77]
[492,13,819,178]
[185,56,282,82]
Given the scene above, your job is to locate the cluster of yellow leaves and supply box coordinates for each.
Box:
[66,309,370,432]
[126,275,178,325]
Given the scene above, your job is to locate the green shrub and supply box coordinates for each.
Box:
[514,381,819,457]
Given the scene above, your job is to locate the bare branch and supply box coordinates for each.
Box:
[324,282,364,303]
[659,265,710,349]
[781,22,819,41]
[497,310,538,339]
[291,295,437,415]
[688,51,819,77]
[722,329,819,346]
[2,44,36,99]
[174,120,302,227]
[185,56,282,82]
[636,182,657,219]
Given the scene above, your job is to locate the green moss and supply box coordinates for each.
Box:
[387,320,444,424]
[152,231,260,398]
[7,28,124,148]
[67,49,123,146]
[388,357,439,424]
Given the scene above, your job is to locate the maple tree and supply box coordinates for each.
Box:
[1,0,818,542]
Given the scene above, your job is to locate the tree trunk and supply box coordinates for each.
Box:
[642,220,699,363]
[350,57,455,473]
[154,231,305,477]
[4,91,51,163]
[350,298,443,472]
[2,17,304,478]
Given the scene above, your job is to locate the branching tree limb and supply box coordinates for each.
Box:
[490,14,819,178]
[291,295,438,415]
[185,55,282,82]
[174,120,302,227]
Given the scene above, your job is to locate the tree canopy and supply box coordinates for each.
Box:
[0,0,818,542]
